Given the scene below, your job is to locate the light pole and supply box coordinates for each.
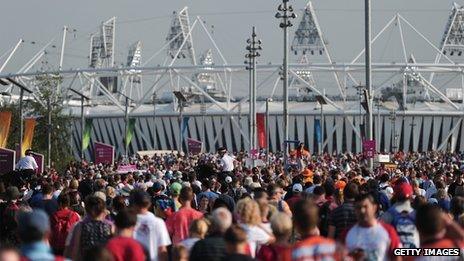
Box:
[173,91,188,154]
[0,78,32,157]
[200,94,206,151]
[365,0,374,170]
[276,0,296,175]
[152,92,157,150]
[244,26,262,161]
[389,109,397,152]
[375,97,381,152]
[265,98,272,164]
[69,88,90,161]
[315,95,327,155]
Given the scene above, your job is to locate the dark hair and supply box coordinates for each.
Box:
[85,195,106,218]
[344,183,360,200]
[450,196,464,217]
[114,208,137,229]
[313,186,325,196]
[293,199,319,233]
[19,226,44,244]
[83,246,114,261]
[58,193,70,207]
[355,193,377,204]
[42,183,53,195]
[179,186,194,202]
[416,204,444,237]
[111,196,127,213]
[224,225,248,245]
[313,175,322,185]
[129,189,151,209]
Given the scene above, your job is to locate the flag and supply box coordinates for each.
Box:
[22,118,36,156]
[315,119,321,143]
[182,116,190,137]
[0,111,12,148]
[256,113,266,148]
[82,118,93,150]
[125,118,136,147]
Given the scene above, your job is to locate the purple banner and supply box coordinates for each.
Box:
[187,138,202,154]
[363,140,376,159]
[0,148,15,174]
[31,153,44,174]
[94,142,114,165]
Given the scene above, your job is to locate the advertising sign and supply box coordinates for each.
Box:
[94,142,114,165]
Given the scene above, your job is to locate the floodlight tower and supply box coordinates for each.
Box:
[126,41,142,98]
[166,7,196,65]
[100,17,116,68]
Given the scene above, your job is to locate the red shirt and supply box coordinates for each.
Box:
[292,236,344,261]
[166,207,203,244]
[257,244,291,261]
[106,236,146,261]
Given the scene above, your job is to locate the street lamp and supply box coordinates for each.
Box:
[265,98,273,164]
[244,26,262,164]
[276,0,296,175]
[173,91,188,154]
[0,78,32,157]
[117,91,134,159]
[152,92,157,150]
[365,0,373,170]
[69,88,90,161]
[315,95,327,154]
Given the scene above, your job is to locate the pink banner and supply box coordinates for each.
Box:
[256,113,266,149]
[187,138,202,154]
[94,142,114,165]
[363,140,376,159]
[0,148,15,174]
[31,153,44,174]
[116,164,138,173]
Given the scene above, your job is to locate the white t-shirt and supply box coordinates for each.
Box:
[220,154,234,172]
[240,224,271,257]
[134,211,171,261]
[15,155,38,170]
[346,222,400,261]
[179,237,200,253]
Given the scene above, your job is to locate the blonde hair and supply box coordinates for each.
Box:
[189,218,209,239]
[236,198,261,225]
[106,186,116,198]
[270,212,292,238]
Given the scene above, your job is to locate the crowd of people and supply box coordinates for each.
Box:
[1,145,464,261]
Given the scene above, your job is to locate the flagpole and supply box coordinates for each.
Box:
[70,88,90,161]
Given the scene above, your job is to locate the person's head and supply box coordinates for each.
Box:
[270,212,293,242]
[450,196,464,218]
[344,182,360,201]
[292,183,303,194]
[209,207,232,235]
[179,186,194,205]
[171,244,188,261]
[188,218,209,239]
[170,182,182,197]
[57,193,70,208]
[114,208,137,233]
[111,195,127,213]
[25,149,33,156]
[416,204,446,241]
[268,184,284,200]
[0,246,20,261]
[85,195,107,219]
[224,225,248,254]
[354,193,378,226]
[129,189,151,211]
[293,199,319,237]
[5,186,20,202]
[83,246,114,261]
[42,183,53,196]
[236,198,261,225]
[17,209,50,244]
[393,180,413,202]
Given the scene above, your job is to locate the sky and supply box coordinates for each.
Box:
[0,0,461,96]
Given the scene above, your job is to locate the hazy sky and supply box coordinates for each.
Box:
[0,0,461,96]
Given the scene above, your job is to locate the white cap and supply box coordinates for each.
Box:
[225,176,232,183]
[292,183,303,193]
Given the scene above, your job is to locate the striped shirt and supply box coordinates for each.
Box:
[292,236,344,261]
[328,200,357,240]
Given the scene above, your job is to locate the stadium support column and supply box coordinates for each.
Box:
[365,0,373,170]
[276,0,295,175]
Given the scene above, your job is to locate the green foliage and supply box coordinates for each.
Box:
[1,74,73,171]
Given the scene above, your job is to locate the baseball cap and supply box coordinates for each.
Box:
[170,182,182,195]
[152,181,164,192]
[225,176,232,183]
[292,183,303,193]
[393,181,413,199]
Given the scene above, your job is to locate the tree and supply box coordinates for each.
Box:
[1,74,73,171]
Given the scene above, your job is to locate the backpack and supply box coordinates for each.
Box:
[0,202,20,244]
[80,220,112,256]
[50,211,75,253]
[388,208,419,248]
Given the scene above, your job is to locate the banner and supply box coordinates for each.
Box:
[22,118,36,157]
[94,142,114,165]
[187,138,202,154]
[256,113,266,148]
[116,164,138,173]
[125,118,136,147]
[315,119,321,143]
[0,148,15,174]
[0,111,12,148]
[31,153,44,174]
[363,139,376,159]
[182,116,190,137]
[82,119,93,150]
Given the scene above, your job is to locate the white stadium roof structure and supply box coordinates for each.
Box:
[3,2,464,157]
